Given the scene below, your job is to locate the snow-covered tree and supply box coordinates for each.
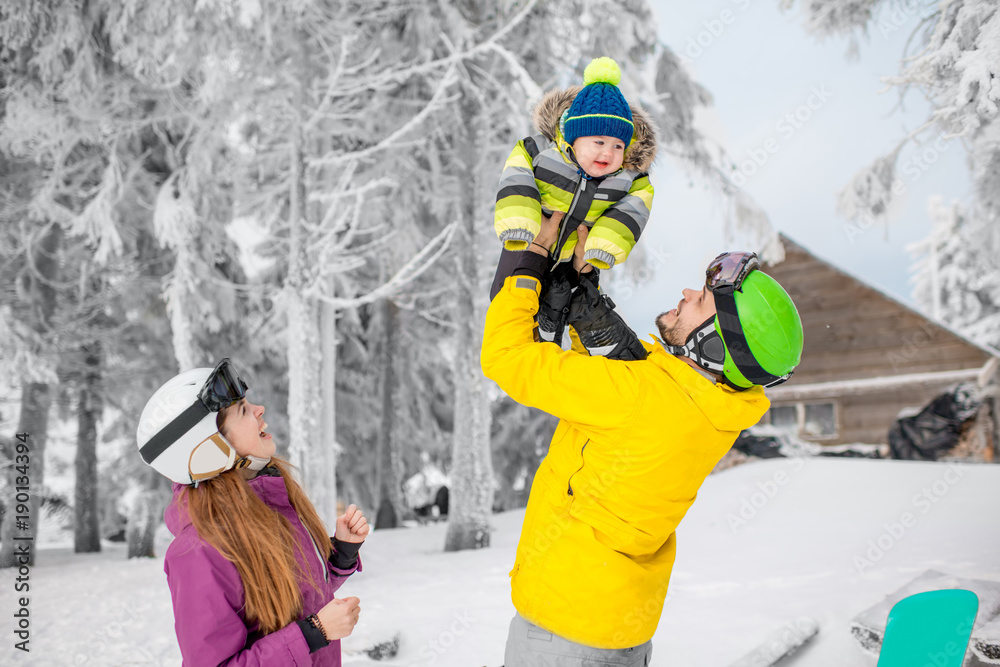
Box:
[0,0,791,562]
[779,1,999,229]
[0,184,60,567]
[1,0,256,558]
[0,1,124,566]
[780,0,1000,348]
[910,196,1000,349]
[90,1,459,529]
[366,0,782,551]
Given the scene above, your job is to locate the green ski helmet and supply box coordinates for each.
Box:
[667,252,804,390]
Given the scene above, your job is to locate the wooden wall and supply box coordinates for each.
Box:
[764,236,991,384]
[760,235,994,446]
[770,383,960,445]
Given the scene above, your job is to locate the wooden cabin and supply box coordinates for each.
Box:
[759,234,999,453]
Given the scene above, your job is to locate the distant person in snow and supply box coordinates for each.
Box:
[491,56,655,352]
[482,213,804,665]
[136,359,368,667]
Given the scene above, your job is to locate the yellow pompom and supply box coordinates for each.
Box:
[583,57,621,86]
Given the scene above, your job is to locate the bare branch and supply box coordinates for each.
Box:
[334,0,541,97]
[307,220,458,309]
[309,66,459,167]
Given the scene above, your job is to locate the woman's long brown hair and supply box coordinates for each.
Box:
[177,453,332,635]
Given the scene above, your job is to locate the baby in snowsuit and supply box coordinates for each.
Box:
[494,57,656,271]
[492,57,655,359]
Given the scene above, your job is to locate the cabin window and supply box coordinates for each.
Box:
[769,405,799,433]
[764,401,838,440]
[803,403,837,437]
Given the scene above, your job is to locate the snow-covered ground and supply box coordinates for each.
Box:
[2,457,998,666]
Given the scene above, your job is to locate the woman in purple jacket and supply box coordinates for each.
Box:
[136,358,368,666]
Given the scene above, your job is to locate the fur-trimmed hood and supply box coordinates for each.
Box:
[531,86,657,173]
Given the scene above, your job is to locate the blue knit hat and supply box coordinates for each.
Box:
[563,57,634,148]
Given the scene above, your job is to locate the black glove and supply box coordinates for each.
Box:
[567,274,647,361]
[536,263,577,346]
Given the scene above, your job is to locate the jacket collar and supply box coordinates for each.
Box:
[643,335,770,431]
[245,468,292,510]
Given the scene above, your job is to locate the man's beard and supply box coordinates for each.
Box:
[655,312,687,346]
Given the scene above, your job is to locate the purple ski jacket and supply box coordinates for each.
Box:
[163,469,361,666]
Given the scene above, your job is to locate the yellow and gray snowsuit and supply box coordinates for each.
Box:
[494,88,657,270]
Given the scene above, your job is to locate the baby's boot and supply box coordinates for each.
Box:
[536,264,576,346]
[568,273,647,360]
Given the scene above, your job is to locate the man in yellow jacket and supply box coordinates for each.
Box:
[482,214,804,665]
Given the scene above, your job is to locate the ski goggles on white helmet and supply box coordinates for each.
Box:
[198,357,249,412]
[137,358,254,485]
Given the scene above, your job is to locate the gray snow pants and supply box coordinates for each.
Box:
[504,614,652,666]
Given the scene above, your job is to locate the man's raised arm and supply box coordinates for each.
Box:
[480,220,643,432]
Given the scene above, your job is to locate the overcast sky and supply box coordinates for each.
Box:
[611,0,971,332]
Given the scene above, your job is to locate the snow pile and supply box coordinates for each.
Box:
[668,458,1000,666]
[728,616,819,667]
[738,424,824,457]
[974,615,1000,664]
[2,458,998,666]
[848,569,1000,657]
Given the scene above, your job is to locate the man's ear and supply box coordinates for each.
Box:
[701,336,726,364]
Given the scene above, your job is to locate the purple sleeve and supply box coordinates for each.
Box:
[164,537,313,667]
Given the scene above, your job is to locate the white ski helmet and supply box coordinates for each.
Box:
[136,360,263,485]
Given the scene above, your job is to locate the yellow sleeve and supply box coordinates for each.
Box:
[494,141,541,250]
[480,274,642,430]
[585,175,654,268]
[567,325,587,355]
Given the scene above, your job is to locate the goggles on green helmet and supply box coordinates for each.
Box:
[139,358,248,467]
[706,251,760,295]
[705,252,791,389]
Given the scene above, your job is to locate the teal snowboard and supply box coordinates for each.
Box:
[876,589,979,667]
